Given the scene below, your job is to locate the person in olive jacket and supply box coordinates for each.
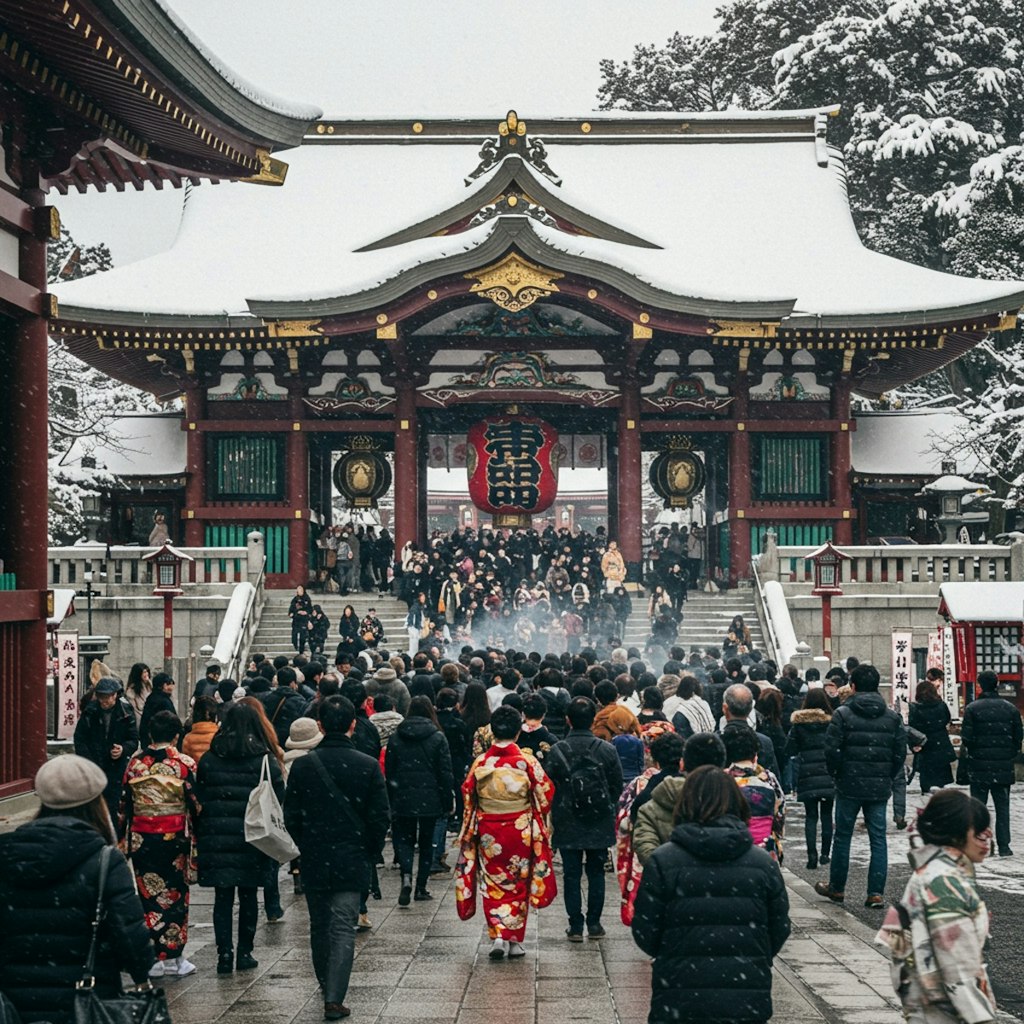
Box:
[784,689,835,869]
[195,702,285,975]
[962,670,1024,856]
[285,695,390,1021]
[384,695,454,906]
[632,765,790,1024]
[73,676,139,818]
[0,755,154,1024]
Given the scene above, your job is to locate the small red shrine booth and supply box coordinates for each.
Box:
[937,582,1024,713]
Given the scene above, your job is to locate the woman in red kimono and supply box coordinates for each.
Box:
[456,705,556,960]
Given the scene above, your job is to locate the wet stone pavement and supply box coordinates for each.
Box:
[155,830,1021,1024]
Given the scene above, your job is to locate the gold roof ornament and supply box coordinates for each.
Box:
[464,252,564,312]
[241,148,289,186]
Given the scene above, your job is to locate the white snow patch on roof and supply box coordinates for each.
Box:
[65,415,186,476]
[54,129,1024,320]
[851,410,986,477]
[938,582,1024,623]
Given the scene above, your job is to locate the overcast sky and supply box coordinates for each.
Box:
[56,0,721,265]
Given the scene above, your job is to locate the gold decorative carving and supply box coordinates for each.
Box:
[709,319,779,339]
[241,148,288,186]
[427,289,438,300]
[287,347,299,373]
[182,347,194,374]
[664,435,694,452]
[347,436,385,451]
[995,312,1019,331]
[738,348,751,373]
[266,319,324,337]
[464,252,564,312]
[376,324,397,340]
[638,312,650,324]
[632,323,653,340]
[842,347,855,373]
[412,122,424,134]
[499,110,527,138]
[580,122,592,134]
[375,313,389,325]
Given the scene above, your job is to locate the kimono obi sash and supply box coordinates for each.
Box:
[473,762,532,815]
[128,770,187,832]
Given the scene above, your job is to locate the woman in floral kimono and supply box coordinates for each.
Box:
[456,705,556,961]
[876,790,996,1024]
[120,710,200,978]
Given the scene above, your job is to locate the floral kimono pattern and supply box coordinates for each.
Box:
[727,762,785,862]
[615,766,658,925]
[456,743,556,942]
[119,747,200,960]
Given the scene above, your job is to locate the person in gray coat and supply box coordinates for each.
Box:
[545,697,623,940]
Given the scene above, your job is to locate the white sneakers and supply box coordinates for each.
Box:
[149,956,198,978]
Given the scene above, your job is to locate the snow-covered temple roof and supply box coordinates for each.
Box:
[53,107,1024,330]
[938,582,1024,624]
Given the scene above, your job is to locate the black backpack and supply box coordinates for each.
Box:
[554,738,610,821]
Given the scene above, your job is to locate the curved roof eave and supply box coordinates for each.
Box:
[97,0,321,147]
[247,217,798,323]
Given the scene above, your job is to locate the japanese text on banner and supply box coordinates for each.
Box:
[890,629,915,723]
[56,631,80,740]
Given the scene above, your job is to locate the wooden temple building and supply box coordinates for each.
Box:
[51,106,1024,593]
[0,0,317,797]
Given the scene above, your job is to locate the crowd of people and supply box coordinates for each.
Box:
[295,523,711,660]
[1,559,1018,1023]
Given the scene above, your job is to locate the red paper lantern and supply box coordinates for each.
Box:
[466,415,560,528]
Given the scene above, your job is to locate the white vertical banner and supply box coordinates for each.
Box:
[926,631,943,671]
[890,628,915,722]
[941,625,959,721]
[56,631,80,739]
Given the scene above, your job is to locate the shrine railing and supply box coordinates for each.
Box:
[48,545,252,592]
[776,544,1013,588]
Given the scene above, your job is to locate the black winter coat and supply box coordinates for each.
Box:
[546,729,623,849]
[284,734,390,892]
[908,698,956,786]
[962,691,1023,787]
[0,819,154,1024]
[632,814,790,1024]
[785,708,834,802]
[195,748,284,888]
[352,711,383,763]
[824,691,907,802]
[255,687,307,748]
[384,717,454,818]
[436,707,471,774]
[73,697,139,801]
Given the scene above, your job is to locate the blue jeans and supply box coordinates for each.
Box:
[829,796,888,897]
[306,889,360,1005]
[560,847,606,933]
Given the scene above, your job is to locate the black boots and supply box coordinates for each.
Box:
[236,952,258,971]
[414,888,433,902]
[217,952,233,975]
[398,873,412,907]
[806,852,818,870]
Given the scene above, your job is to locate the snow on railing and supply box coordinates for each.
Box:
[48,545,249,588]
[752,559,803,667]
[777,544,1011,587]
[212,562,266,681]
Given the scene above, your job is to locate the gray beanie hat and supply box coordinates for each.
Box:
[373,666,397,683]
[35,754,107,810]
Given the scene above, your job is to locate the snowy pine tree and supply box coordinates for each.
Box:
[47,228,160,544]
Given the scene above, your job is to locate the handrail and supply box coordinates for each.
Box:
[213,560,266,680]
[751,559,784,667]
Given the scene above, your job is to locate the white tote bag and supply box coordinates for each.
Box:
[244,755,299,862]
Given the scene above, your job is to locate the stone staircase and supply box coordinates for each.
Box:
[249,591,410,659]
[620,588,765,655]
[250,586,765,662]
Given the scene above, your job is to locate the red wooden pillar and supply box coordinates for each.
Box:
[3,182,49,791]
[287,394,309,587]
[617,378,643,578]
[832,378,853,545]
[394,383,419,554]
[728,375,752,586]
[183,387,205,546]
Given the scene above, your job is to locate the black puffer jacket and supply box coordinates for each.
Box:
[785,708,835,802]
[436,707,471,775]
[254,687,307,748]
[961,691,1023,787]
[632,814,790,1024]
[284,734,390,892]
[538,686,571,740]
[384,716,454,818]
[195,749,284,888]
[824,691,907,801]
[0,818,154,1024]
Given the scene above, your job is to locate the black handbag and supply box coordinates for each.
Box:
[74,846,172,1024]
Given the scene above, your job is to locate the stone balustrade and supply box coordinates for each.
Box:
[48,545,251,591]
